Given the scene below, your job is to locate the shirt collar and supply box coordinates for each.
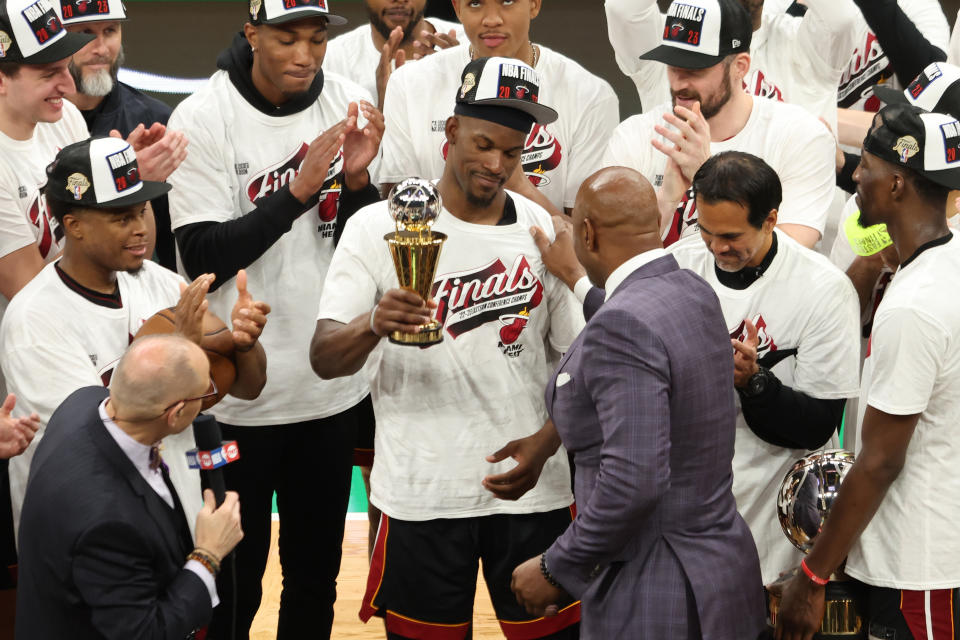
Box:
[99,399,156,475]
[604,248,668,301]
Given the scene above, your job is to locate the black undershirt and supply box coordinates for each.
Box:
[718,234,845,449]
[55,262,122,309]
[715,232,778,290]
[498,195,518,226]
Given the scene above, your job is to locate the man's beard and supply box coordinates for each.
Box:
[671,61,734,120]
[366,4,425,43]
[69,48,124,98]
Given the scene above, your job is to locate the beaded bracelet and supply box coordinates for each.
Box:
[540,553,562,588]
[801,558,828,586]
[187,548,221,577]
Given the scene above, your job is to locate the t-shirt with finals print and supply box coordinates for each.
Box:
[669,231,861,583]
[846,235,960,590]
[168,69,373,427]
[837,0,949,111]
[0,260,203,537]
[323,17,465,107]
[603,97,836,247]
[317,191,584,521]
[379,43,619,211]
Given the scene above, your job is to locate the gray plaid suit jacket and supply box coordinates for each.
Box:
[544,254,766,640]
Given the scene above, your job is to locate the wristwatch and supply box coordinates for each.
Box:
[740,366,773,399]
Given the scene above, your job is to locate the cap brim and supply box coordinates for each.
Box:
[469,98,558,125]
[639,44,725,70]
[921,168,960,190]
[259,10,347,26]
[46,179,171,206]
[873,84,909,106]
[21,31,94,64]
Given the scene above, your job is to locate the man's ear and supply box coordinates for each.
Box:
[61,212,83,241]
[732,52,751,82]
[451,0,461,21]
[445,116,459,146]
[763,208,778,233]
[583,217,597,253]
[529,0,542,20]
[244,23,259,50]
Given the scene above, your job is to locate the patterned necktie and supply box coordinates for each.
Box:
[148,443,165,472]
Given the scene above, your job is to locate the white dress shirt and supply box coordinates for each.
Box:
[572,248,669,303]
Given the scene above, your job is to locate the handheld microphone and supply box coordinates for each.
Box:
[189,413,239,507]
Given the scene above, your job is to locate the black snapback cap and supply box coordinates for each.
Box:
[0,0,92,63]
[874,62,960,120]
[863,104,960,190]
[45,136,171,208]
[454,56,558,133]
[248,0,346,27]
[640,0,752,70]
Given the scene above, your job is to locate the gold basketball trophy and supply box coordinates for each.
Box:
[768,450,866,639]
[384,179,447,346]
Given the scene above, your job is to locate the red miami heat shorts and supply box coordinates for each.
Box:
[865,582,960,639]
[360,507,580,640]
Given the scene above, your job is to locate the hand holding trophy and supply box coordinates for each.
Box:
[384,179,447,346]
[769,450,866,639]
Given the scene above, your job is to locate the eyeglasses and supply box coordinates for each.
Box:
[114,378,218,423]
[160,377,218,414]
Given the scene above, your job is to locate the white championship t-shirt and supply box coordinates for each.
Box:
[604,0,860,128]
[168,70,372,427]
[846,235,960,590]
[0,260,203,536]
[669,230,861,583]
[317,192,583,521]
[604,97,836,247]
[324,17,465,107]
[0,102,87,315]
[837,0,949,111]
[379,43,619,211]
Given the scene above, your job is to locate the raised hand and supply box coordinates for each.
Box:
[289,119,350,204]
[411,28,460,60]
[651,101,711,185]
[230,269,271,352]
[731,318,760,388]
[376,26,406,108]
[0,394,39,459]
[175,274,214,345]
[343,101,385,190]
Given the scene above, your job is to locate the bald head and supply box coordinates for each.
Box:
[571,167,665,289]
[573,167,661,236]
[110,334,209,422]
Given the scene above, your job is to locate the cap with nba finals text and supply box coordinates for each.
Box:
[55,0,126,26]
[44,137,171,208]
[640,0,752,70]
[0,0,93,63]
[248,0,346,27]
[454,56,558,133]
[874,62,960,119]
[863,104,960,190]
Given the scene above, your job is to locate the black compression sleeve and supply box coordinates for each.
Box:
[174,184,315,292]
[837,152,860,194]
[851,0,946,87]
[739,373,846,450]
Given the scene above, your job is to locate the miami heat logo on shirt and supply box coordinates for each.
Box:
[246,142,344,232]
[838,31,888,110]
[27,193,62,259]
[730,314,778,356]
[440,124,563,189]
[744,69,783,102]
[431,255,543,353]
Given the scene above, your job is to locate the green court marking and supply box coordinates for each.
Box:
[272,466,368,514]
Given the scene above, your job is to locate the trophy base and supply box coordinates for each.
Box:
[389,321,443,346]
[768,571,865,639]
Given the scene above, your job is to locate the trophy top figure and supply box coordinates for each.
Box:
[388,178,443,235]
[777,449,856,553]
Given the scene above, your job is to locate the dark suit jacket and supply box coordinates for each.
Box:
[15,386,211,640]
[544,255,766,640]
